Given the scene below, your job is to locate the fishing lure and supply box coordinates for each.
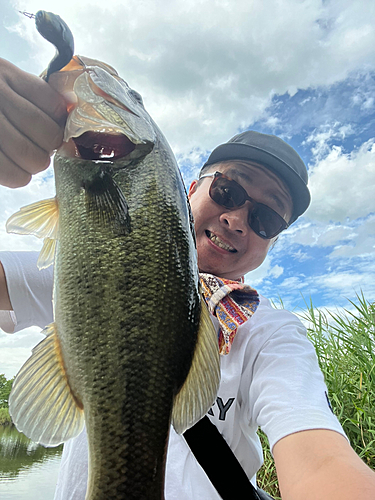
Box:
[20,10,74,82]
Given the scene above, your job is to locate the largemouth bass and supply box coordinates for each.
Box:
[7,52,220,500]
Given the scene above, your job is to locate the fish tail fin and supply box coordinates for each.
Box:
[6,198,59,269]
[9,322,84,447]
[172,295,220,434]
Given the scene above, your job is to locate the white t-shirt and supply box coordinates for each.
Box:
[0,251,346,499]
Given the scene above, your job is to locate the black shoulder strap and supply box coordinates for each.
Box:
[183,416,262,500]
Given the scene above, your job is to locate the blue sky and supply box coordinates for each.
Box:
[246,75,375,310]
[0,0,374,377]
[179,72,375,311]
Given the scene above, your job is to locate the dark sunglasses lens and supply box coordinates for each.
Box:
[250,206,285,239]
[209,174,286,239]
[210,177,247,208]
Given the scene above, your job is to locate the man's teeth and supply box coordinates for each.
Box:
[207,231,236,252]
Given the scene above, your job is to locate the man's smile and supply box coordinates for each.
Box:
[205,230,237,253]
[188,161,290,279]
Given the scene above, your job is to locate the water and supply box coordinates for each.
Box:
[0,425,63,500]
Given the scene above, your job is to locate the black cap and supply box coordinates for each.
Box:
[201,130,310,223]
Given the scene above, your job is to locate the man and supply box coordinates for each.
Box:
[0,58,375,499]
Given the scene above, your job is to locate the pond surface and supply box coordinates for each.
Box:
[0,424,63,500]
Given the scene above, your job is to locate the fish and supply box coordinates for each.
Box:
[6,53,220,499]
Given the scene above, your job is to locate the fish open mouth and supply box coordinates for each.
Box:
[73,132,136,161]
[52,56,155,164]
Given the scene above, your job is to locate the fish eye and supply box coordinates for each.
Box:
[129,89,144,105]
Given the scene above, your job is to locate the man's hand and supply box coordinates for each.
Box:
[0,58,67,188]
[273,429,375,499]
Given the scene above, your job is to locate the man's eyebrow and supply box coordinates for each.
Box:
[226,168,288,212]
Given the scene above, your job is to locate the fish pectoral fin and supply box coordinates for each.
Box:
[9,322,84,447]
[84,171,131,235]
[6,197,59,269]
[172,296,220,434]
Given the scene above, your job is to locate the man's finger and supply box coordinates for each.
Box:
[0,150,33,188]
[0,58,67,126]
[0,111,51,175]
[0,84,65,154]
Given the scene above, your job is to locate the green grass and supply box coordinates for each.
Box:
[1,295,374,495]
[257,293,375,497]
[256,430,281,499]
[0,407,12,426]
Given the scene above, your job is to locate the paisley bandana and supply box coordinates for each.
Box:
[199,273,260,355]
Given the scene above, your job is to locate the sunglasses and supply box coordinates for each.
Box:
[199,171,289,239]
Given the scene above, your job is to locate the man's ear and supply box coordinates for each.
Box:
[188,180,198,200]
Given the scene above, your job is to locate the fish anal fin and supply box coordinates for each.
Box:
[6,198,59,269]
[9,322,84,447]
[172,296,220,434]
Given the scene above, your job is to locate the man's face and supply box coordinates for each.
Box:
[188,160,293,280]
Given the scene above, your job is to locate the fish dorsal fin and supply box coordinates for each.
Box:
[6,198,59,269]
[172,295,220,434]
[9,322,84,447]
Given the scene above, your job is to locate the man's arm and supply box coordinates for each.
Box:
[0,261,12,310]
[0,253,54,331]
[273,429,375,499]
[0,59,66,310]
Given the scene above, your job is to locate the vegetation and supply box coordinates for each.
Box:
[0,373,13,408]
[0,373,13,425]
[0,407,12,425]
[257,293,375,498]
[1,296,374,496]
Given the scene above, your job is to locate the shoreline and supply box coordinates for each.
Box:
[0,408,12,426]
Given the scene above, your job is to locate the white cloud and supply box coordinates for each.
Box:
[303,122,355,160]
[270,265,284,279]
[291,249,313,262]
[280,213,375,269]
[319,264,375,302]
[278,276,308,290]
[0,0,374,366]
[244,254,284,287]
[0,327,44,378]
[328,216,375,258]
[306,138,375,223]
[5,0,375,156]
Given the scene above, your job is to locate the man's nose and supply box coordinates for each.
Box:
[220,205,249,234]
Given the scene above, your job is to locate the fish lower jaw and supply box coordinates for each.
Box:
[206,230,236,252]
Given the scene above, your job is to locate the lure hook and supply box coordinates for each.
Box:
[19,11,35,19]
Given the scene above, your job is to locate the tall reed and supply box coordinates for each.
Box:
[257,293,375,497]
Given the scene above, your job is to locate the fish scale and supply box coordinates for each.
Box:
[53,144,199,499]
[7,51,220,499]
